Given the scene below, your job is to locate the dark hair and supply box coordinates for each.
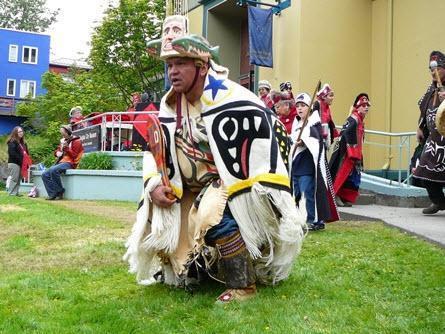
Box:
[6,126,25,145]
[353,93,369,107]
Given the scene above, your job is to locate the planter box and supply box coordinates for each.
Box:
[32,169,142,201]
[84,151,144,171]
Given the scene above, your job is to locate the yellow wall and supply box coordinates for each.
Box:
[188,6,203,35]
[189,0,445,170]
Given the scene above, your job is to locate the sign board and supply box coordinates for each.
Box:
[74,125,101,152]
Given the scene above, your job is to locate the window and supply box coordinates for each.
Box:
[20,80,36,98]
[6,79,16,96]
[22,46,38,64]
[9,45,18,62]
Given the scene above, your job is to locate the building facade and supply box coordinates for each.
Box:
[187,0,444,170]
[0,28,50,117]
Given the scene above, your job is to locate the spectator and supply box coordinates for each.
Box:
[42,125,84,200]
[275,93,297,134]
[279,81,294,100]
[329,93,371,207]
[6,126,31,196]
[290,93,339,231]
[69,106,86,130]
[258,80,274,109]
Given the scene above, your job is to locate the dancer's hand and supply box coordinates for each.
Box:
[150,185,176,208]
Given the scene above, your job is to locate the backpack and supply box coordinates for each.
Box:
[28,186,38,198]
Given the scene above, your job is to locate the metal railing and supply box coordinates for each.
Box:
[71,111,158,152]
[335,126,417,186]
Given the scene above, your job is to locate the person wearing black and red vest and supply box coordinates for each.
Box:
[42,125,84,200]
[329,93,370,207]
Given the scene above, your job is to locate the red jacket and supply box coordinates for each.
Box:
[279,108,298,134]
[55,136,84,168]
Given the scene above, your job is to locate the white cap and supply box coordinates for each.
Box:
[69,106,82,117]
[294,92,311,107]
[258,80,271,91]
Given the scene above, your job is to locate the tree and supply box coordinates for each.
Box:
[0,0,59,32]
[89,0,165,105]
[16,70,126,127]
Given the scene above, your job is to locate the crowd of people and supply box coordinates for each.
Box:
[256,78,371,212]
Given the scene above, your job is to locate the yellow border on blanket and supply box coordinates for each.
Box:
[227,173,290,196]
[143,172,159,182]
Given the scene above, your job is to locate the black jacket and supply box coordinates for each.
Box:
[7,141,26,166]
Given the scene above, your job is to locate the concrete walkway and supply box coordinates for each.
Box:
[338,204,445,248]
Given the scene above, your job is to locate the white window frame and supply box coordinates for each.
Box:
[22,46,38,64]
[8,44,18,62]
[6,79,16,96]
[19,80,36,98]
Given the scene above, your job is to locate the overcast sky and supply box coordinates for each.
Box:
[45,0,117,61]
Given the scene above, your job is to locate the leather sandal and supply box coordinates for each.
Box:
[216,284,257,304]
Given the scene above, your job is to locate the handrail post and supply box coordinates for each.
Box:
[407,135,411,187]
[118,114,122,152]
[398,136,402,184]
[101,114,106,151]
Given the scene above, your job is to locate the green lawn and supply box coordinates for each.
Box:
[0,193,444,333]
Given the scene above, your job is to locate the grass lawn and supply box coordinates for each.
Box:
[0,193,444,333]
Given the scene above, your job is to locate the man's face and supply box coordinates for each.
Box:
[166,57,198,93]
[72,110,82,118]
[162,18,185,52]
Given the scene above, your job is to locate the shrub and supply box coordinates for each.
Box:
[78,152,113,170]
[0,135,7,164]
[27,134,59,168]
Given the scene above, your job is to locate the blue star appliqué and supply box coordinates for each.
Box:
[204,75,228,100]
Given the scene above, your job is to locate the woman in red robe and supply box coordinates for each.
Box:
[329,93,370,207]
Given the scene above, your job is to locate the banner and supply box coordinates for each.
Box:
[74,124,101,153]
[248,6,273,68]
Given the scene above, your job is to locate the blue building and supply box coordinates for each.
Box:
[0,28,50,134]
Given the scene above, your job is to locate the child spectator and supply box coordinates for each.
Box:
[290,93,339,231]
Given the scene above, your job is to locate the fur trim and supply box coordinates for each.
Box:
[229,183,306,285]
[141,202,181,254]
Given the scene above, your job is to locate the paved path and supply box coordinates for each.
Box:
[338,204,445,248]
